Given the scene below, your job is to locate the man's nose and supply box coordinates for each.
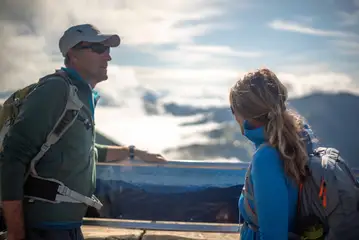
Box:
[102,50,112,61]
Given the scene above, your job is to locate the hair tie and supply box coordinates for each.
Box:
[267,111,276,120]
[268,104,286,120]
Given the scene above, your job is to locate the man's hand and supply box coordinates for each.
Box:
[7,233,25,240]
[2,200,25,240]
[135,149,167,163]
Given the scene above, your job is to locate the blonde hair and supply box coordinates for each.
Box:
[230,68,307,184]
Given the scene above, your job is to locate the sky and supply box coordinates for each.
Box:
[1,0,359,97]
[0,0,359,156]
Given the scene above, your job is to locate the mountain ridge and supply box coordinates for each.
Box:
[161,91,359,167]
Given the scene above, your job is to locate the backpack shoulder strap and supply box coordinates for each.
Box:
[241,143,269,230]
[24,70,84,180]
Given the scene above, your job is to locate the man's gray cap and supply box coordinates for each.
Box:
[59,24,121,57]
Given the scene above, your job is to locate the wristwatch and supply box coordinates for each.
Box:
[129,145,135,160]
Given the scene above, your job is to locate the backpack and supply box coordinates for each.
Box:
[0,70,103,211]
[296,147,359,240]
[241,146,359,240]
[0,70,83,179]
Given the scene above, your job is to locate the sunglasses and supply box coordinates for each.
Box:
[230,106,235,114]
[73,43,110,54]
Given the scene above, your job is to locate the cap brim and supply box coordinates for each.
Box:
[83,34,121,47]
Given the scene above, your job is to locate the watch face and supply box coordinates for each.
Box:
[129,145,135,159]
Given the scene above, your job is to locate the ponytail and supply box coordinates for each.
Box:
[265,107,308,185]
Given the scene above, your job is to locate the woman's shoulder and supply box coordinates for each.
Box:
[252,143,282,170]
[255,143,278,157]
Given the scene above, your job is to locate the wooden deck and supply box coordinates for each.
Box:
[82,225,240,240]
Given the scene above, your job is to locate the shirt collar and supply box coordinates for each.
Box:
[60,67,101,104]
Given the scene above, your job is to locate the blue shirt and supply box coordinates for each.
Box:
[61,67,100,119]
[238,120,308,240]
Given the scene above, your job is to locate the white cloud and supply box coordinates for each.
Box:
[94,65,239,109]
[268,19,357,38]
[142,44,264,67]
[36,0,228,46]
[1,0,358,100]
[330,39,359,55]
[176,45,263,58]
[293,15,316,24]
[133,66,242,86]
[337,0,359,26]
[1,0,358,158]
[276,71,359,98]
[0,22,59,90]
[95,106,222,153]
[92,64,359,154]
[277,63,331,75]
[338,11,359,26]
[95,64,359,109]
[0,0,230,90]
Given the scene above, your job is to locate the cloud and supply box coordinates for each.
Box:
[268,19,357,38]
[34,0,228,46]
[175,45,263,58]
[142,44,264,67]
[91,63,359,154]
[0,0,357,102]
[91,64,359,154]
[293,15,315,24]
[330,39,359,55]
[276,71,359,98]
[337,0,359,26]
[134,66,241,85]
[93,64,359,110]
[277,63,331,75]
[337,11,359,26]
[0,0,229,90]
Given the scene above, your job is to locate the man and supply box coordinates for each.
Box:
[0,24,166,240]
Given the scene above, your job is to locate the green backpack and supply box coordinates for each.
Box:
[0,70,102,210]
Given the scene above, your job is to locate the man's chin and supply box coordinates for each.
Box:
[96,74,108,83]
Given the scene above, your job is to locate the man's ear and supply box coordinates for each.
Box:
[67,49,80,63]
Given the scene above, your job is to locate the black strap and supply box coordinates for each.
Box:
[23,175,60,202]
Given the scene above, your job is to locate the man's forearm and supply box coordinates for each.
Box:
[104,145,130,162]
[2,200,25,239]
[96,144,150,162]
[95,143,129,162]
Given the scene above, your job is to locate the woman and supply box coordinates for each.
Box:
[229,68,315,239]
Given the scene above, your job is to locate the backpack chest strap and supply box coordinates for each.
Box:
[241,144,269,230]
[242,163,259,229]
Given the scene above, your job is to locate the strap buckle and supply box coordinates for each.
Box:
[57,185,71,196]
[57,184,103,210]
[40,143,50,153]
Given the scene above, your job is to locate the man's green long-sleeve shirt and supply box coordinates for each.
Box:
[0,70,107,228]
